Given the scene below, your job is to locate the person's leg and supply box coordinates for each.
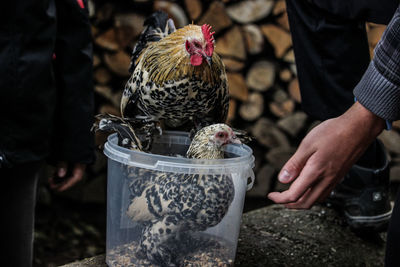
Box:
[385,191,400,267]
[285,0,397,231]
[286,0,397,120]
[1,162,42,267]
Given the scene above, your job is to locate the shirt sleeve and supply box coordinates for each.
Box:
[354,5,400,121]
[50,0,95,164]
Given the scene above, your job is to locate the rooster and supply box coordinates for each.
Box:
[120,11,229,150]
[126,123,241,266]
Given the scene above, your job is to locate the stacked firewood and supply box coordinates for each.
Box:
[89,0,398,198]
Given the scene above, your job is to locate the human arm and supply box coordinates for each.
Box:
[268,102,384,208]
[268,5,400,208]
[48,0,94,191]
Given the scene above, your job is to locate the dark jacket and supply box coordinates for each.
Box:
[0,0,94,167]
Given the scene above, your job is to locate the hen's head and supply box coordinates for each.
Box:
[186,124,242,159]
[185,24,215,66]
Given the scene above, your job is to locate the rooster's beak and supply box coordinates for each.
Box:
[206,56,212,66]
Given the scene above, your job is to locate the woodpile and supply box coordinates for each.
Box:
[90,0,397,199]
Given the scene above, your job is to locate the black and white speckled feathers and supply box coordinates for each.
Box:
[126,124,239,265]
[120,12,229,146]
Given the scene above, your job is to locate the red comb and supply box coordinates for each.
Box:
[201,24,215,45]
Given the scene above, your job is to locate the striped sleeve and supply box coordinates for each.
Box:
[354,5,400,121]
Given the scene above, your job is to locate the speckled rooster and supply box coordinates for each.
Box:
[120,10,229,150]
[125,123,241,266]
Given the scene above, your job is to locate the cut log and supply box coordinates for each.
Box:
[273,0,286,15]
[288,78,301,103]
[104,50,131,77]
[222,58,245,72]
[246,61,276,91]
[226,72,248,101]
[98,104,120,116]
[215,26,247,60]
[378,130,400,155]
[269,99,295,118]
[95,29,119,51]
[277,111,307,136]
[93,54,101,68]
[226,0,274,24]
[94,67,112,85]
[272,88,289,103]
[227,98,237,123]
[251,117,290,148]
[184,0,202,21]
[239,92,264,121]
[265,146,296,169]
[95,85,122,108]
[242,24,264,55]
[283,49,295,63]
[261,24,292,58]
[367,24,386,48]
[277,12,290,31]
[198,1,232,34]
[246,164,275,197]
[95,3,115,23]
[114,13,146,47]
[279,68,292,82]
[154,1,188,28]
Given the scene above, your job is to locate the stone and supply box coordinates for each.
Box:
[61,205,386,267]
[235,205,386,267]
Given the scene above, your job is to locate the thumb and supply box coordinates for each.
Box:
[278,146,311,184]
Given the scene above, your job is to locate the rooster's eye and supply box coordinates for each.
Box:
[193,42,202,48]
[217,132,226,138]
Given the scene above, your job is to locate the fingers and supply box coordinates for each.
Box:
[49,163,86,192]
[277,143,314,184]
[268,159,321,205]
[56,164,86,192]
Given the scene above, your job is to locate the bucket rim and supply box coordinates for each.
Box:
[103,132,255,173]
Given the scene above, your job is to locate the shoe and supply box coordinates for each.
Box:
[326,140,392,232]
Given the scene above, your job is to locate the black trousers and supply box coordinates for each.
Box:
[285,0,399,266]
[0,162,41,267]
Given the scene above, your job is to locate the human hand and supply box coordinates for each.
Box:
[49,162,86,192]
[268,102,385,209]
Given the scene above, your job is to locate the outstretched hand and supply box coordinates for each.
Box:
[268,102,385,209]
[48,162,86,192]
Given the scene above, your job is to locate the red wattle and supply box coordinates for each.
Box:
[190,55,203,66]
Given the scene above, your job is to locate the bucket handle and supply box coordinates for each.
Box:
[246,169,255,191]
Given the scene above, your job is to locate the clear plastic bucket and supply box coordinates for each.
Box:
[104,131,255,266]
